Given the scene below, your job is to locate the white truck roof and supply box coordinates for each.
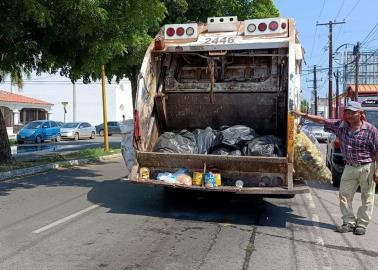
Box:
[156,17,294,52]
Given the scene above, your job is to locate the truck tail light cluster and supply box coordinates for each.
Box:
[164,23,198,39]
[244,18,288,36]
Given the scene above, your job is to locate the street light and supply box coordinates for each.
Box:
[61,101,68,123]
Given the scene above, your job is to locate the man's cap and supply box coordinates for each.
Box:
[344,101,362,111]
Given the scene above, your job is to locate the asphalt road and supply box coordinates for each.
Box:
[1,153,378,270]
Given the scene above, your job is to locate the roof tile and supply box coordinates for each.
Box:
[0,90,52,105]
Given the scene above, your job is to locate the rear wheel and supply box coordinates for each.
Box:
[74,132,79,141]
[55,134,61,142]
[35,135,42,144]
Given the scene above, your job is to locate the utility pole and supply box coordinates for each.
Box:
[333,70,340,118]
[101,65,109,152]
[313,65,318,115]
[353,42,360,101]
[61,102,68,123]
[317,20,345,118]
[73,83,77,122]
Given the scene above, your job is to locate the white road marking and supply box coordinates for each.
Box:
[32,204,100,234]
[304,188,332,270]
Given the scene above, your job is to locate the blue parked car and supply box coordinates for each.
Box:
[17,120,61,144]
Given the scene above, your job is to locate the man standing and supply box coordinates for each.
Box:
[293,101,378,235]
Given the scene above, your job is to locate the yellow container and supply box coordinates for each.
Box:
[192,172,203,186]
[139,167,150,180]
[213,173,222,186]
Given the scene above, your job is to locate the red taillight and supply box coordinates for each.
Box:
[166,27,175,37]
[258,23,267,32]
[176,27,185,36]
[269,21,279,31]
[334,138,341,149]
[281,22,287,30]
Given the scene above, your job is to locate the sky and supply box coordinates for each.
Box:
[275,0,378,101]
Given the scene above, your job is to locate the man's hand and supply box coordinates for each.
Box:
[374,170,378,184]
[291,109,305,118]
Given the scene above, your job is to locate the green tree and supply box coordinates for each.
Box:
[0,0,166,163]
[250,0,280,19]
[301,99,310,113]
[163,0,280,23]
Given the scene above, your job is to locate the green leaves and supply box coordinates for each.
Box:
[163,0,280,24]
[0,0,166,84]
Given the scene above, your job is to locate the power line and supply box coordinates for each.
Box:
[335,0,346,21]
[308,0,326,65]
[361,23,378,48]
[343,0,362,20]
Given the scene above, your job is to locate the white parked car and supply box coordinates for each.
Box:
[60,122,96,140]
[303,122,331,142]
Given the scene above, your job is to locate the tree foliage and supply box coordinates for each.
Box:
[301,99,310,113]
[163,0,280,24]
[250,0,280,19]
[0,0,166,162]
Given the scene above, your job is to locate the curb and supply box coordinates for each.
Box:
[0,153,122,182]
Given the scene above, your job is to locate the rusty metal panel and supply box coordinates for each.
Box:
[137,151,288,174]
[161,93,279,131]
[124,178,309,195]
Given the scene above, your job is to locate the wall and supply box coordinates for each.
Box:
[0,75,133,126]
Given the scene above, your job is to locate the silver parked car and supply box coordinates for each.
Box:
[303,121,331,142]
[60,122,96,140]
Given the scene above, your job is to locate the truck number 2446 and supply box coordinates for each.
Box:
[203,37,235,45]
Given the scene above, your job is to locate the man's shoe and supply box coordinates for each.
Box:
[336,223,355,233]
[354,226,366,235]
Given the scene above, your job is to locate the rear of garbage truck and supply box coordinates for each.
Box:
[123,16,309,195]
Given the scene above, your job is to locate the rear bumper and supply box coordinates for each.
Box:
[61,134,75,139]
[123,178,310,195]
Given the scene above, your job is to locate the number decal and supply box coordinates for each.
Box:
[202,37,236,44]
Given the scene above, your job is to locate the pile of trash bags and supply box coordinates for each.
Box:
[294,129,332,182]
[153,125,284,157]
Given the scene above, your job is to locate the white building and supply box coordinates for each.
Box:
[0,75,134,130]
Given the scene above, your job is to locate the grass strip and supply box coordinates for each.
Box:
[0,147,121,172]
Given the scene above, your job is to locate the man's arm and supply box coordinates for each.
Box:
[292,110,326,124]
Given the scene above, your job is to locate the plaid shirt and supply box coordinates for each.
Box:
[324,119,378,164]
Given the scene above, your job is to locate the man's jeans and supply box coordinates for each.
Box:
[339,163,376,228]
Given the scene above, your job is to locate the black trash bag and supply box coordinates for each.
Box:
[210,146,233,155]
[154,130,198,154]
[229,149,243,156]
[221,125,258,147]
[243,135,284,157]
[194,127,222,154]
[210,144,243,156]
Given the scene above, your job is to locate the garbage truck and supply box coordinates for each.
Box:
[122,16,310,195]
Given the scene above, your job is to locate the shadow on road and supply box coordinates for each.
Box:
[0,161,117,197]
[86,179,335,230]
